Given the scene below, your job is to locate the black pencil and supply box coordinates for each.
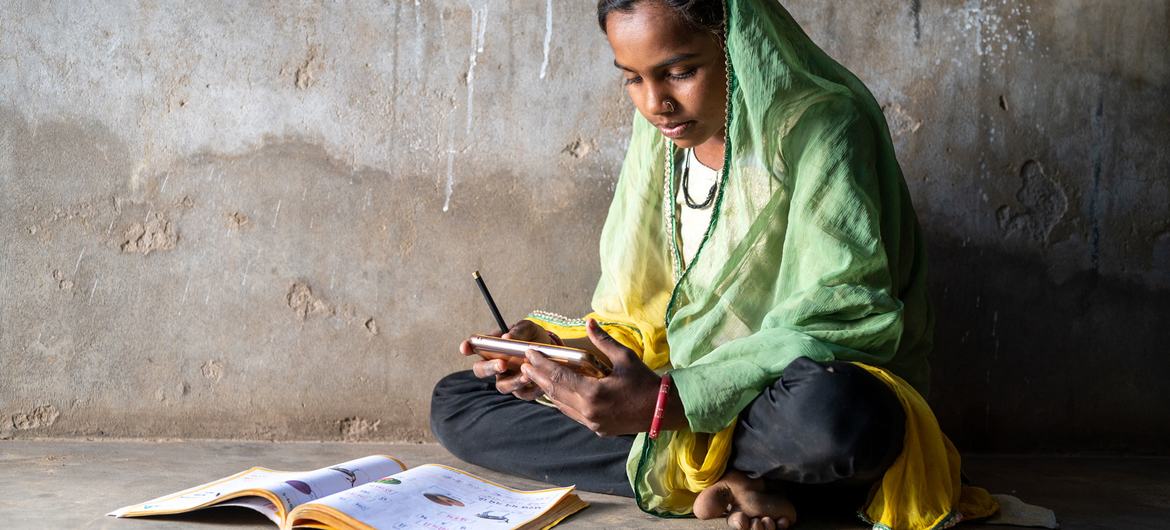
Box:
[473,270,509,334]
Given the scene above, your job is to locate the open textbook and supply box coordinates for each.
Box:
[108,455,588,529]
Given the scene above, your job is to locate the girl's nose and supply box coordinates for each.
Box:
[647,85,676,115]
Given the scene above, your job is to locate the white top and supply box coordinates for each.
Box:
[675,148,720,269]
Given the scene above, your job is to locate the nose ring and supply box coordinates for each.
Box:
[664,100,675,113]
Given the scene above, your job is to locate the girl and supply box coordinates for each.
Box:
[432,1,998,528]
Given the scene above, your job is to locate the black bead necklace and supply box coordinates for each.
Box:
[682,148,719,209]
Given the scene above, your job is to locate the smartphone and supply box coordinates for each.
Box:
[469,335,613,378]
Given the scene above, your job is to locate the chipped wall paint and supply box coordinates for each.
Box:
[1,0,1167,453]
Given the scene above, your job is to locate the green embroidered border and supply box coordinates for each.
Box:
[937,511,965,529]
[856,508,964,530]
[527,310,586,327]
[662,4,739,329]
[664,141,683,284]
[526,311,645,342]
[631,433,691,519]
[635,0,739,517]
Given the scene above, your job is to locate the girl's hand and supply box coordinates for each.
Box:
[461,319,557,401]
[521,318,684,436]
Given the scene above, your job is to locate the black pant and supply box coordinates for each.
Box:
[430,357,905,508]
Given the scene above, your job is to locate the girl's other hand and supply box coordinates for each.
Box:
[460,319,556,401]
[498,319,557,345]
[521,318,676,436]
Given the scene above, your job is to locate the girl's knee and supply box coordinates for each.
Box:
[733,358,905,483]
[429,370,481,450]
[789,361,905,481]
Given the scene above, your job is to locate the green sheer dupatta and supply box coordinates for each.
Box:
[531,0,953,523]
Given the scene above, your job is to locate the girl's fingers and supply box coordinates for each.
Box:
[510,320,533,338]
[471,359,508,378]
[585,318,639,367]
[522,350,587,411]
[546,394,598,433]
[494,370,532,394]
[512,383,543,401]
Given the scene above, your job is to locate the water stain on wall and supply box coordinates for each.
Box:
[909,0,923,42]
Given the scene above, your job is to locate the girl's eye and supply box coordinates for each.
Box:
[623,76,642,86]
[669,68,697,80]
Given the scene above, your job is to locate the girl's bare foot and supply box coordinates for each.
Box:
[693,469,797,530]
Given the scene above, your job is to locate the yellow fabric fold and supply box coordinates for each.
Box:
[855,364,999,529]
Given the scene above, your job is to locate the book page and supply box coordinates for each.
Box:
[108,466,290,517]
[260,455,406,512]
[108,455,405,519]
[295,464,574,529]
[213,496,282,525]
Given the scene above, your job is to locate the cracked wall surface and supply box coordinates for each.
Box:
[1,1,1167,453]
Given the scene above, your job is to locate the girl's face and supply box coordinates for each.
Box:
[605,1,727,149]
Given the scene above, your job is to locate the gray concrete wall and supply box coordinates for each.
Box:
[2,1,1166,453]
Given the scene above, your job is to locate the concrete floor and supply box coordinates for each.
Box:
[1,440,1167,529]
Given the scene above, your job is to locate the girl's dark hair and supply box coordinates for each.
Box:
[597,0,724,37]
